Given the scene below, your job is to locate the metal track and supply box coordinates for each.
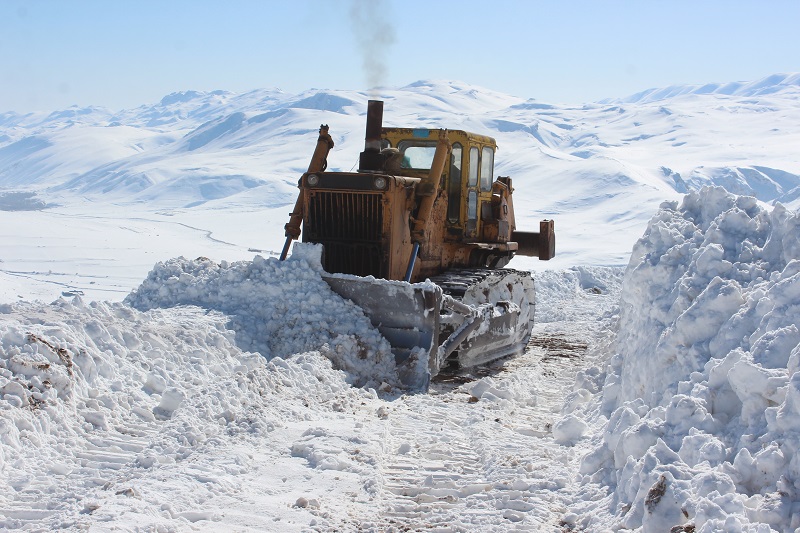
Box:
[428,268,504,299]
[321,267,534,389]
[428,268,535,369]
[429,268,534,300]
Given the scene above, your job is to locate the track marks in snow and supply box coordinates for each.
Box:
[363,321,607,532]
[377,401,489,530]
[0,426,162,529]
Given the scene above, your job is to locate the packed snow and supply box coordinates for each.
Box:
[2,74,800,531]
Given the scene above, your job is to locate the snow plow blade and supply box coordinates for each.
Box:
[322,269,535,392]
[322,273,443,390]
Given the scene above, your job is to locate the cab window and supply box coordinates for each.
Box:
[468,147,479,187]
[480,146,494,192]
[398,141,438,170]
[448,143,463,223]
[467,190,478,225]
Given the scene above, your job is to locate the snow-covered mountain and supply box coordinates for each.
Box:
[602,72,800,104]
[3,74,799,210]
[1,73,799,300]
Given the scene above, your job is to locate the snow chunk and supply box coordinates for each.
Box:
[552,414,588,445]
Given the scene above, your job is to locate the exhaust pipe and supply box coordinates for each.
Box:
[358,100,384,172]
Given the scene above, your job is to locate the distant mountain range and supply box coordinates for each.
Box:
[601,72,800,104]
[1,73,799,218]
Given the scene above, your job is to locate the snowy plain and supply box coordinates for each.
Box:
[1,73,800,531]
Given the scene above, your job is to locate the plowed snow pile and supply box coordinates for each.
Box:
[0,297,386,531]
[125,243,397,388]
[0,246,397,531]
[570,186,800,532]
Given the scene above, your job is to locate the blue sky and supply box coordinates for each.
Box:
[2,0,799,112]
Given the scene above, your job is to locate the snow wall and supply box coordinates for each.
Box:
[577,186,800,532]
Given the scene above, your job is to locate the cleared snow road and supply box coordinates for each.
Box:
[322,270,621,532]
[0,260,621,532]
[364,332,592,532]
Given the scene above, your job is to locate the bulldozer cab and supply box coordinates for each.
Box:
[381,128,500,242]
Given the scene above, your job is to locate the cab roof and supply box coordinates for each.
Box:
[382,128,497,150]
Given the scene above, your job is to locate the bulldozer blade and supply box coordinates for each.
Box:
[322,274,443,391]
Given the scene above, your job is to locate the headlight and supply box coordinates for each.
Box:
[306,174,320,187]
[374,176,387,189]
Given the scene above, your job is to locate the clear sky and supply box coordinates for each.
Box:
[2,0,799,113]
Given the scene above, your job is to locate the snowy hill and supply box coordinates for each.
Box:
[2,73,800,301]
[4,74,799,208]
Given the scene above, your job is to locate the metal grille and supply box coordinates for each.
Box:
[320,242,382,277]
[306,191,384,277]
[308,191,383,241]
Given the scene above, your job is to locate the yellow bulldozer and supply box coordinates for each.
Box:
[280,100,554,389]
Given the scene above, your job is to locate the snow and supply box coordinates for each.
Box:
[0,257,612,530]
[1,74,800,531]
[125,245,399,389]
[0,295,381,530]
[569,187,800,531]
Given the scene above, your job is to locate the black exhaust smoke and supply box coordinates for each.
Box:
[359,100,384,172]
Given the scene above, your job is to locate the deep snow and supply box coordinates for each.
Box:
[2,75,800,532]
[566,187,800,532]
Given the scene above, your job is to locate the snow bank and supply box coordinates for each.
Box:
[0,295,376,530]
[125,244,398,388]
[575,187,800,532]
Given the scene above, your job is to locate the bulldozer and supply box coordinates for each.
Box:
[280,100,555,390]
